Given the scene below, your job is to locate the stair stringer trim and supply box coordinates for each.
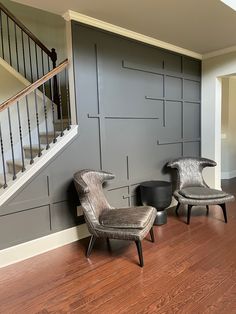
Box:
[0,57,30,86]
[0,125,78,207]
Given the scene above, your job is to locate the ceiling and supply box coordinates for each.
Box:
[12,0,236,55]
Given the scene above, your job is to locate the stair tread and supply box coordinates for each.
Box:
[39,131,61,136]
[54,119,69,123]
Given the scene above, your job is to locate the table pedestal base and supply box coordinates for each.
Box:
[154,209,167,225]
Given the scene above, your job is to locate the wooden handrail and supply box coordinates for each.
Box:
[0,2,52,57]
[0,59,68,112]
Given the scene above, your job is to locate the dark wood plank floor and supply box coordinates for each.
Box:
[0,179,236,314]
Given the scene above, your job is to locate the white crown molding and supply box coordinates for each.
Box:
[0,223,89,268]
[0,125,78,207]
[203,45,236,60]
[63,10,202,60]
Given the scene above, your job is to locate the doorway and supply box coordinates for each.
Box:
[221,76,236,181]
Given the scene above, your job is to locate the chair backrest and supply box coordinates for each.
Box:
[167,157,216,190]
[73,170,115,229]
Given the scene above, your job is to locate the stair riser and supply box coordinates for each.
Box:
[40,135,55,145]
[7,162,23,175]
[54,121,69,132]
[24,149,41,159]
[54,124,64,132]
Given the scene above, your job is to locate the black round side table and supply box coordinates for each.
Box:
[140,181,172,225]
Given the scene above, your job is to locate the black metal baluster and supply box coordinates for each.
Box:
[7,107,16,180]
[0,122,7,188]
[58,73,64,136]
[35,43,39,80]
[65,68,71,130]
[28,37,33,82]
[14,23,19,72]
[42,83,49,149]
[0,11,5,59]
[6,16,12,66]
[41,49,45,76]
[16,101,25,172]
[49,77,56,143]
[25,95,34,164]
[50,48,60,119]
[47,55,50,73]
[21,30,26,78]
[34,90,42,156]
[46,55,51,99]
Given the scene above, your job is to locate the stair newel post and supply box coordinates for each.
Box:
[0,122,7,188]
[50,48,60,120]
[65,68,71,130]
[16,101,26,171]
[7,107,16,180]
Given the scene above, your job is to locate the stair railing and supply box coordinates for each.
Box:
[0,2,61,116]
[0,59,71,189]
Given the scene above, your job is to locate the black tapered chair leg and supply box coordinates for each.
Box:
[176,202,181,216]
[135,240,144,267]
[106,237,112,251]
[149,227,155,243]
[187,205,192,225]
[219,203,227,223]
[86,235,97,257]
[206,205,209,216]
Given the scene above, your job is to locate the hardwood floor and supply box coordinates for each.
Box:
[0,180,236,313]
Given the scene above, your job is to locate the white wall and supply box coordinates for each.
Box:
[202,51,236,188]
[221,77,236,179]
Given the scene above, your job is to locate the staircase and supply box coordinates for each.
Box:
[0,3,77,204]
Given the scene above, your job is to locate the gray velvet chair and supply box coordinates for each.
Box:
[73,169,156,267]
[167,157,234,224]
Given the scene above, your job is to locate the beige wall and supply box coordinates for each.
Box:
[1,0,66,62]
[202,51,236,188]
[221,77,236,178]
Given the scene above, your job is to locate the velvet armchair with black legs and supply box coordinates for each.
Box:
[167,157,234,224]
[73,169,156,267]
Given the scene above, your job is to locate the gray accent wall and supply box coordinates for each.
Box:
[0,22,201,250]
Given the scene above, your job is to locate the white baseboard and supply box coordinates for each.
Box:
[221,170,236,180]
[0,198,178,268]
[0,223,90,268]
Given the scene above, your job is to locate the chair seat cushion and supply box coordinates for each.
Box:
[99,206,155,229]
[179,187,228,199]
